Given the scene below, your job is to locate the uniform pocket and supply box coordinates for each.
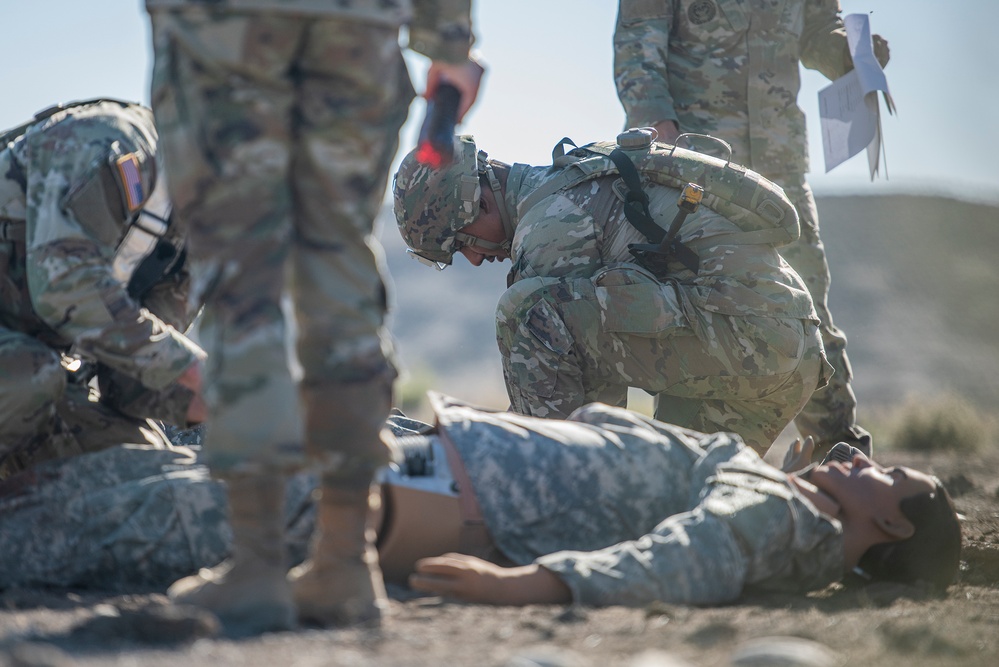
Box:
[497,278,578,404]
[593,265,687,335]
[525,298,574,356]
[736,315,805,363]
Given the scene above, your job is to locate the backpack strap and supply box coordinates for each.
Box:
[606,148,665,244]
[515,162,588,219]
[607,148,700,274]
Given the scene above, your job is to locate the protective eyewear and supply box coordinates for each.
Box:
[406,248,450,271]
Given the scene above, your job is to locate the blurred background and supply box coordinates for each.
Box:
[3,1,997,450]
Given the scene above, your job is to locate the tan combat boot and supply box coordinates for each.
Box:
[289,484,388,626]
[290,379,393,627]
[168,472,295,636]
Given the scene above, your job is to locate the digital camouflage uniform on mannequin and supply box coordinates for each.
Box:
[0,394,841,605]
[429,393,844,606]
[145,0,475,633]
[614,0,883,455]
[1,394,959,603]
[394,133,831,454]
[0,99,203,479]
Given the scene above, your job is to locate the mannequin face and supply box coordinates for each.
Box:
[810,455,936,532]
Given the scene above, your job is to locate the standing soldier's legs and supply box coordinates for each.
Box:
[150,10,305,473]
[778,179,871,456]
[284,19,413,627]
[149,10,306,635]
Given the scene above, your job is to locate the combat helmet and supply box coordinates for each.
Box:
[393,135,512,269]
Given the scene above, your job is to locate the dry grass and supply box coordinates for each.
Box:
[874,392,994,453]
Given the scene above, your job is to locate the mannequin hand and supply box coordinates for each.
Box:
[410,553,570,605]
[781,436,815,473]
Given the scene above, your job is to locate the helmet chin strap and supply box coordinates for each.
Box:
[453,231,506,252]
[482,162,514,252]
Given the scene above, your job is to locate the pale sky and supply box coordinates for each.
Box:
[3,1,997,202]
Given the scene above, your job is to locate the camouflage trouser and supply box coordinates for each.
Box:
[496,272,826,454]
[0,444,229,590]
[0,415,432,591]
[0,328,172,479]
[149,11,413,475]
[777,177,868,446]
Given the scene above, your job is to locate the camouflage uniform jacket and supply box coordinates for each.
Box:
[614,0,851,176]
[144,0,473,63]
[503,161,818,331]
[431,392,843,606]
[0,101,201,398]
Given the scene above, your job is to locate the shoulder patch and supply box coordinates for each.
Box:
[688,0,717,25]
[115,153,146,212]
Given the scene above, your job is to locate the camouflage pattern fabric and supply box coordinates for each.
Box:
[392,135,482,266]
[614,0,850,175]
[0,396,842,602]
[144,0,474,64]
[496,163,829,453]
[429,393,844,607]
[146,3,471,474]
[614,0,870,446]
[0,444,228,590]
[0,101,203,475]
[0,440,323,591]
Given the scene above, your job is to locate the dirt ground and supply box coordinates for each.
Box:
[1,445,997,667]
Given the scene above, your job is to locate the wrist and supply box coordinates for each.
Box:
[503,565,571,605]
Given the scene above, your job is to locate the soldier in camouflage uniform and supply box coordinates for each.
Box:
[145,0,482,634]
[1,392,961,610]
[394,132,831,454]
[0,99,206,480]
[613,0,891,458]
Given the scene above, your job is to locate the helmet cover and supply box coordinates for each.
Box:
[393,135,482,266]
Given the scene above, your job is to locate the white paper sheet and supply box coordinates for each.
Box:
[818,13,894,178]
